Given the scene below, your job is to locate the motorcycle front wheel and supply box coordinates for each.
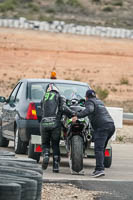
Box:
[71,135,83,173]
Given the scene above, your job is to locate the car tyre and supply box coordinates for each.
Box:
[28,139,41,163]
[14,128,27,154]
[0,127,9,147]
[104,147,112,168]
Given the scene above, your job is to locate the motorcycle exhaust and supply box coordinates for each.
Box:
[87,134,92,142]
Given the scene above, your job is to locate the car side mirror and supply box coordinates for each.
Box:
[0,96,7,103]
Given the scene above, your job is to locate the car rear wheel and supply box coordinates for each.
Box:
[14,128,27,154]
[104,147,112,168]
[0,127,9,147]
[28,139,41,163]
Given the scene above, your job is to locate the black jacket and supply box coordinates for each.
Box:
[77,97,114,130]
[41,91,74,127]
[58,94,75,119]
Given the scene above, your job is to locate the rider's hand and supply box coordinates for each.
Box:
[72,116,77,123]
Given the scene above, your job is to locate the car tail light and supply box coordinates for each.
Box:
[35,145,42,152]
[26,103,38,120]
[104,149,110,157]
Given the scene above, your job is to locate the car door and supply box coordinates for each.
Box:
[2,82,21,140]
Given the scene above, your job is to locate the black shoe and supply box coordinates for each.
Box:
[42,149,50,170]
[53,155,60,173]
[42,155,49,170]
[91,170,105,178]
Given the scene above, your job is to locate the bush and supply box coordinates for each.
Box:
[120,77,129,85]
[67,0,81,7]
[116,135,125,142]
[46,8,55,13]
[56,0,64,5]
[0,0,17,12]
[56,0,81,7]
[92,0,101,2]
[28,3,39,12]
[111,87,117,92]
[112,0,123,6]
[102,6,113,12]
[95,86,109,100]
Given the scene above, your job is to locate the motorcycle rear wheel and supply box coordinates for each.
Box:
[71,135,83,173]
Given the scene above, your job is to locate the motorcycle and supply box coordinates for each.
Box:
[62,98,92,174]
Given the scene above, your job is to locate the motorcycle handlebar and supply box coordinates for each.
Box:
[66,98,85,106]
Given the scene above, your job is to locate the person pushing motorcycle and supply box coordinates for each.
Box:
[40,83,75,173]
[72,89,115,178]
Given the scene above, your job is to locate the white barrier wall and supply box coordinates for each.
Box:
[107,107,123,141]
[107,107,123,129]
[0,18,133,39]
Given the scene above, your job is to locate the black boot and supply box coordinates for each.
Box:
[53,155,60,173]
[42,148,50,170]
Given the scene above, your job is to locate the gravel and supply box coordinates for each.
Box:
[42,183,102,200]
[114,125,133,143]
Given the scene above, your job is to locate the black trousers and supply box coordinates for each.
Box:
[94,122,115,171]
[40,125,61,157]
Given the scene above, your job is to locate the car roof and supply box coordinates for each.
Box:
[20,78,89,86]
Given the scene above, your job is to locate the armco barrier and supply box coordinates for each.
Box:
[0,17,133,39]
[123,112,133,125]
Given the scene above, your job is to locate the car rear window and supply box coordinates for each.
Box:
[29,83,47,100]
[56,83,89,100]
[28,82,89,101]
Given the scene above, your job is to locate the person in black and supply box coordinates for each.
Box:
[40,83,75,172]
[72,89,115,177]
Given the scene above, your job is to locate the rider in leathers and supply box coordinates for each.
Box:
[40,83,75,172]
[73,89,115,177]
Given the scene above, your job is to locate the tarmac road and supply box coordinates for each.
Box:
[0,143,133,199]
[41,143,133,182]
[42,143,133,200]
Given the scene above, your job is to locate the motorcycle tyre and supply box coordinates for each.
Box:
[71,135,83,173]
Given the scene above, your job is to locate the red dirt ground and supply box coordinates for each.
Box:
[0,28,133,112]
